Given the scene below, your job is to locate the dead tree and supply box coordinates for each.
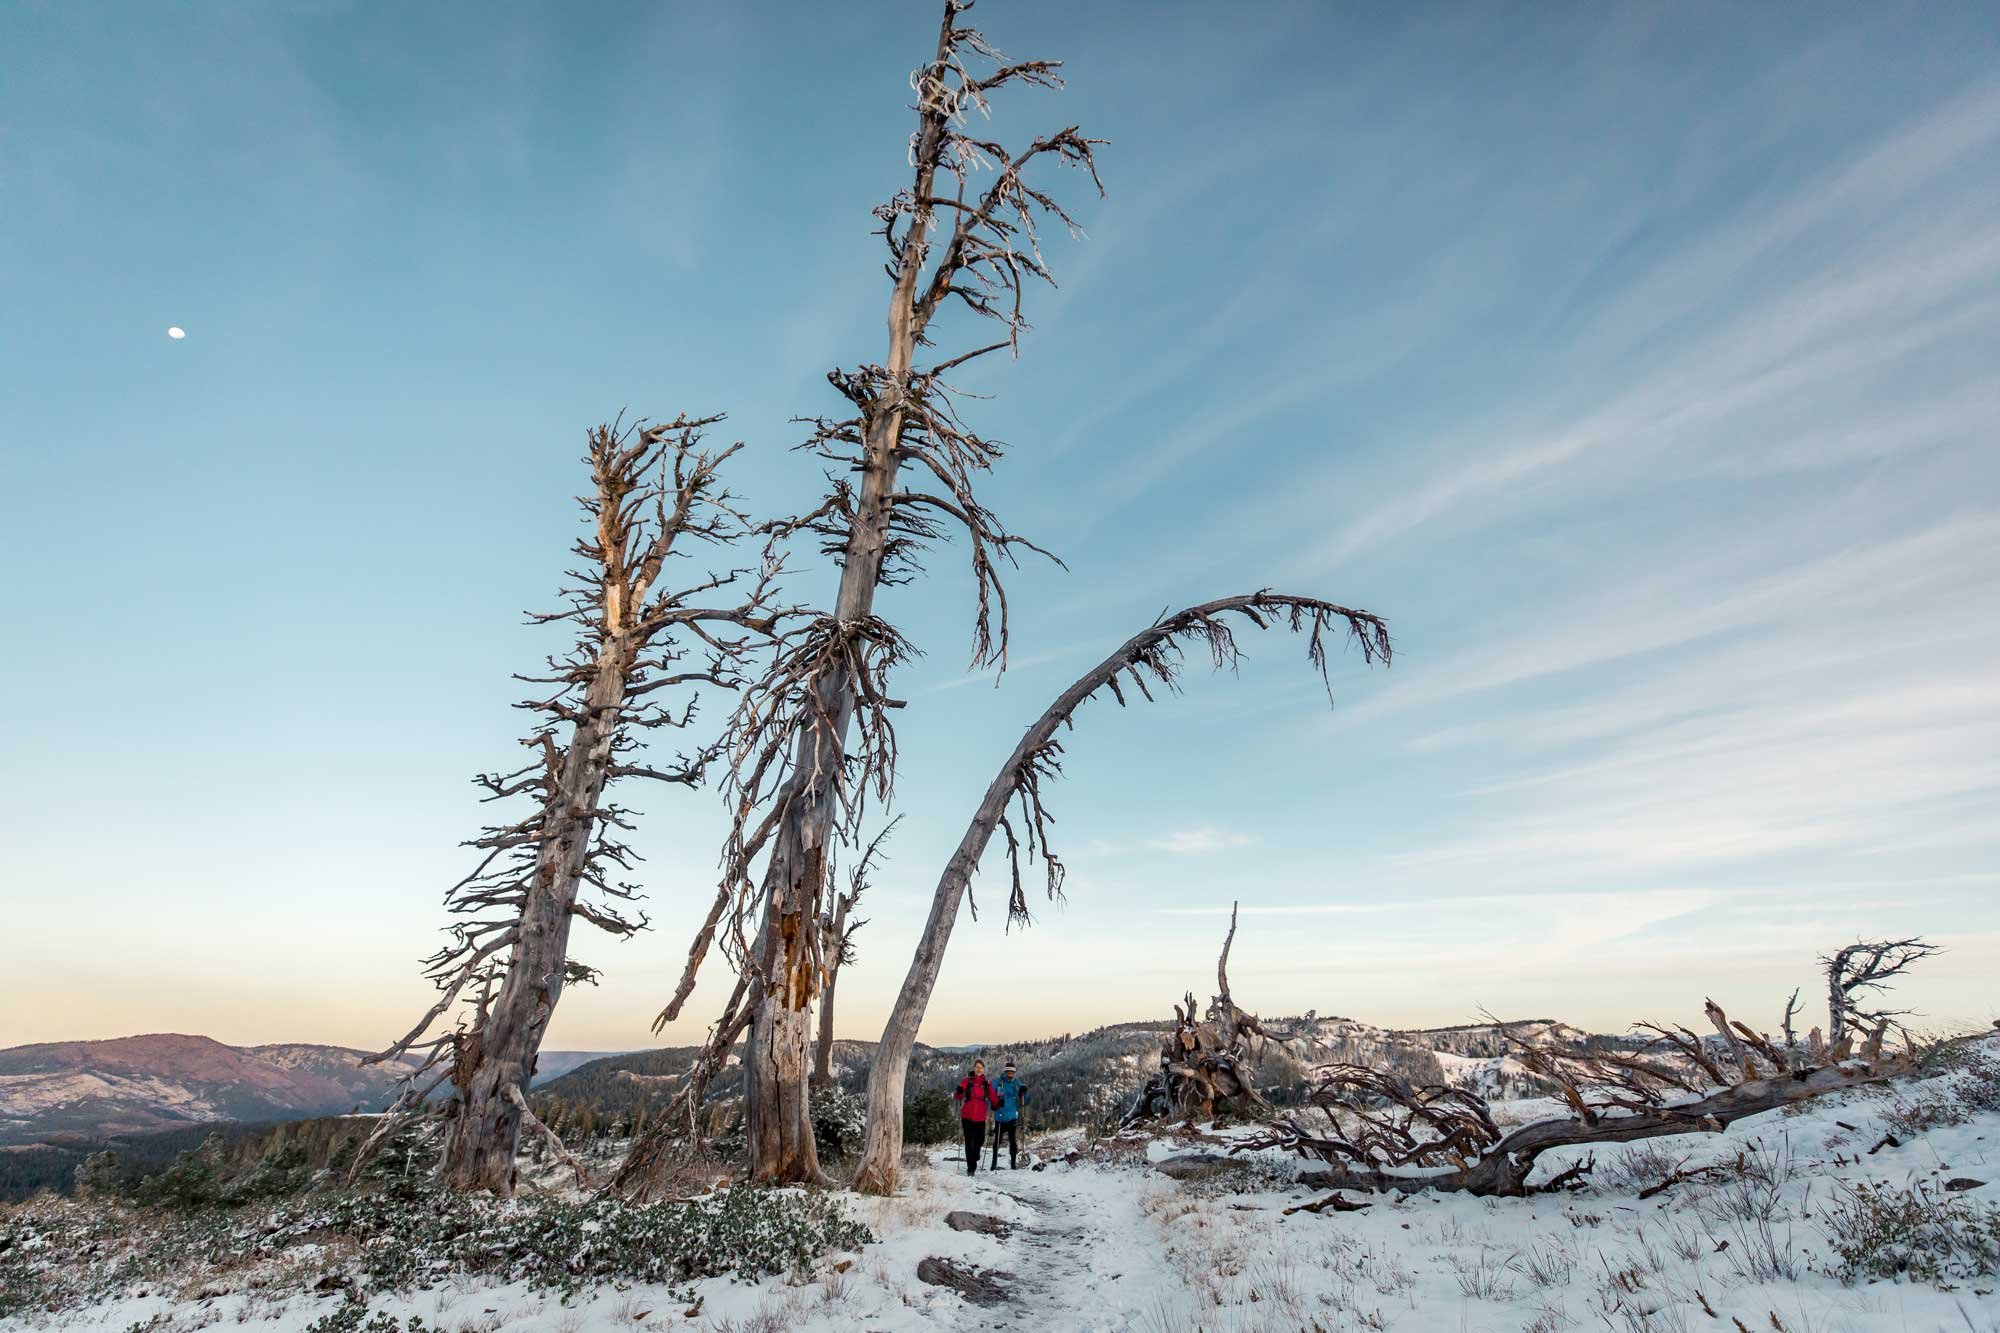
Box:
[1243,986,1921,1200]
[1123,902,1304,1127]
[849,594,1390,1194]
[634,0,1103,1188]
[355,416,785,1195]
[1822,938,1939,1044]
[813,821,888,1090]
[606,821,881,1198]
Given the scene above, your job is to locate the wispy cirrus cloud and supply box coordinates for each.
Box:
[1148,826,1254,855]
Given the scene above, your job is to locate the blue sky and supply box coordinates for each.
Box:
[3,2,1996,1051]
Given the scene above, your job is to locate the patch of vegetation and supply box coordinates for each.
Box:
[810,1086,867,1161]
[1595,1142,1684,1195]
[2,1180,871,1317]
[300,1311,431,1333]
[901,1088,957,1146]
[1883,1090,1975,1137]
[1820,1180,2000,1284]
[1880,1046,2000,1138]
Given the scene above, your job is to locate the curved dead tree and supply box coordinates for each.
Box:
[849,593,1391,1194]
[355,416,786,1195]
[1823,937,1939,1044]
[1244,987,1920,1203]
[1123,902,1302,1127]
[637,0,1104,1188]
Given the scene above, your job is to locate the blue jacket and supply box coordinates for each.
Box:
[993,1074,1027,1121]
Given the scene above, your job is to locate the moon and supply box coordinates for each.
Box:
[167,327,186,340]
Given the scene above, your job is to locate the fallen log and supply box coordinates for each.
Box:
[1243,996,1920,1198]
[1283,1191,1371,1215]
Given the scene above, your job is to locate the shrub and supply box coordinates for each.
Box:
[127,1135,229,1208]
[1884,1091,1974,1138]
[124,1133,321,1209]
[1821,1180,2000,1284]
[302,1311,430,1333]
[902,1089,957,1146]
[3,1181,873,1316]
[1597,1143,1682,1195]
[72,1150,124,1200]
[1955,1051,2000,1114]
[270,1184,873,1296]
[811,1086,867,1161]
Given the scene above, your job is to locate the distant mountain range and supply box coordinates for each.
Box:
[0,1014,1607,1154]
[0,1034,615,1147]
[527,1014,1608,1137]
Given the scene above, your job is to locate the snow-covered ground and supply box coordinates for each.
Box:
[8,1040,1999,1333]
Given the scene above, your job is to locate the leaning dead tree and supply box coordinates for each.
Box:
[356,416,785,1194]
[849,595,1390,1194]
[630,0,1104,1188]
[1822,937,1939,1044]
[1243,979,1924,1202]
[1123,902,1305,1127]
[813,821,887,1090]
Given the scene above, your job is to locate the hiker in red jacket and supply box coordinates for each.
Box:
[953,1058,1003,1175]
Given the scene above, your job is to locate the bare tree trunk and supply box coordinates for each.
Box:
[1279,1050,1916,1198]
[1822,938,1939,1044]
[811,895,851,1090]
[442,690,616,1192]
[738,6,958,1187]
[361,418,782,1195]
[440,642,655,1187]
[675,0,1100,1186]
[811,835,873,1091]
[810,967,842,1092]
[851,594,1389,1194]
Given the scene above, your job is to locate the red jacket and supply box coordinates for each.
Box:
[955,1073,1003,1123]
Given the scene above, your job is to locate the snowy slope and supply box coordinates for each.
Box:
[10,1035,1996,1332]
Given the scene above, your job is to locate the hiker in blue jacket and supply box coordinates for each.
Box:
[989,1060,1028,1169]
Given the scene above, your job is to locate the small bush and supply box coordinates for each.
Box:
[1821,1180,2000,1284]
[2,1181,872,1316]
[1885,1087,1975,1139]
[72,1151,124,1200]
[1597,1143,1682,1195]
[1955,1051,2000,1114]
[902,1089,957,1146]
[302,1311,430,1333]
[811,1086,867,1161]
[280,1184,873,1296]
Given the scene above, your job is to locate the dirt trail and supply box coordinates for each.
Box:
[937,1154,1183,1331]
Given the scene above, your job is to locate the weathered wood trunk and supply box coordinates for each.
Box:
[1289,1058,1915,1198]
[441,645,625,1193]
[744,723,845,1183]
[740,9,954,1188]
[849,662,1073,1193]
[811,897,850,1091]
[361,418,770,1195]
[850,848,977,1194]
[851,596,1388,1194]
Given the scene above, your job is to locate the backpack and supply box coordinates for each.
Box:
[957,1074,996,1120]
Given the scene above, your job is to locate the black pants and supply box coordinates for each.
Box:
[990,1118,1018,1168]
[961,1118,986,1173]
